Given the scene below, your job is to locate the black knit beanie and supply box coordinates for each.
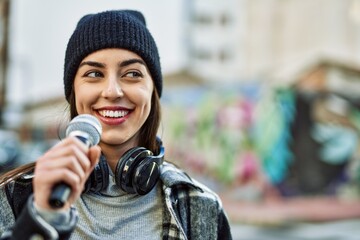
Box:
[63,10,162,102]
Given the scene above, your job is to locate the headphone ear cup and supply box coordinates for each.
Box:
[115,147,151,194]
[83,155,109,193]
[133,158,160,195]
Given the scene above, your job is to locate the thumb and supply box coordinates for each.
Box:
[88,145,101,170]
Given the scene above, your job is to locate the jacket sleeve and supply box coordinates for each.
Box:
[0,195,78,240]
[217,208,232,240]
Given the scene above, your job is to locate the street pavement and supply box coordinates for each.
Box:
[230,219,360,240]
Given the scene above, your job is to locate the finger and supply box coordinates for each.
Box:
[88,145,101,169]
[39,144,92,173]
[38,155,88,181]
[82,146,101,183]
[33,168,82,209]
[35,168,82,190]
[44,136,89,157]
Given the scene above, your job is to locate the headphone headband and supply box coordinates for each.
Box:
[155,144,165,165]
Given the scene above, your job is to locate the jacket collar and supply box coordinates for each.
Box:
[160,162,202,192]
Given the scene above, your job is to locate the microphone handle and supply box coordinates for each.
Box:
[49,182,71,208]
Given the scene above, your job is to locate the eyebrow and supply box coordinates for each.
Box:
[78,58,147,69]
[79,61,105,68]
[119,58,147,68]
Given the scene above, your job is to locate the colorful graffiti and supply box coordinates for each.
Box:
[162,85,360,200]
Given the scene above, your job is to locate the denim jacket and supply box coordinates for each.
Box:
[0,162,232,240]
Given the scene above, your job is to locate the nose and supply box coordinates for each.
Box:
[102,75,123,99]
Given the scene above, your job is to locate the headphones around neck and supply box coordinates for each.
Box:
[83,140,164,195]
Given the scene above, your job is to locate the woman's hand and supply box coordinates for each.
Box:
[33,136,101,211]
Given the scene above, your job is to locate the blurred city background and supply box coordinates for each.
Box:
[1,0,360,239]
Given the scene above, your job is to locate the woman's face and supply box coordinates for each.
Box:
[73,48,154,147]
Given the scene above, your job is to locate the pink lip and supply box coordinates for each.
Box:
[94,106,132,126]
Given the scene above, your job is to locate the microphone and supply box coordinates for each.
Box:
[48,114,102,209]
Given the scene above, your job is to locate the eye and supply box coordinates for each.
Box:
[84,71,103,78]
[123,71,143,78]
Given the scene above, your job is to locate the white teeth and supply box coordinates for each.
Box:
[99,110,129,118]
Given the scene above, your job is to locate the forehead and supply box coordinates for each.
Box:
[81,48,144,63]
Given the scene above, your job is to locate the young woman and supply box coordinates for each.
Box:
[0,10,232,240]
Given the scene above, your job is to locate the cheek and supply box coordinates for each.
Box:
[139,87,153,111]
[143,97,152,117]
[136,92,152,114]
[74,84,96,113]
[131,87,153,118]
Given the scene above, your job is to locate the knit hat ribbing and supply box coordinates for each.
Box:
[64,10,162,102]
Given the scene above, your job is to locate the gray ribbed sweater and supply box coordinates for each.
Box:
[72,173,163,240]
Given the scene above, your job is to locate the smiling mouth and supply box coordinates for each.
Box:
[98,110,130,118]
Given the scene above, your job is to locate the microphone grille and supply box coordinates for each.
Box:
[66,114,102,145]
